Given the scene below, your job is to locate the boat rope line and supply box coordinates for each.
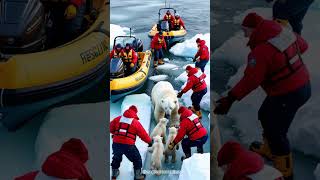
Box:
[0,88,4,107]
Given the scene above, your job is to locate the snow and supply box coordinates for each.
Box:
[178,153,210,180]
[169,33,210,58]
[216,8,320,160]
[163,58,170,62]
[35,102,108,179]
[110,24,130,48]
[156,63,179,71]
[314,164,320,180]
[178,64,211,112]
[149,75,169,82]
[110,94,152,179]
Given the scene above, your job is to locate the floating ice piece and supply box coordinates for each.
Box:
[156,63,178,71]
[149,75,169,82]
[179,153,210,180]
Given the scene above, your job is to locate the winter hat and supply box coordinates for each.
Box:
[242,12,264,29]
[41,149,92,180]
[217,141,244,167]
[196,38,201,43]
[128,105,138,114]
[185,65,192,71]
[178,106,188,114]
[60,138,89,163]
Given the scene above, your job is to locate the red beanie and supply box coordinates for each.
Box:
[217,141,244,167]
[196,38,201,43]
[129,105,138,114]
[60,138,89,163]
[178,106,188,114]
[242,12,264,28]
[42,150,92,180]
[186,65,192,71]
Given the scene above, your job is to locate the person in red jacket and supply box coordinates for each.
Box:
[194,38,210,72]
[121,43,138,76]
[15,138,92,180]
[110,43,123,59]
[168,106,208,161]
[163,10,174,30]
[218,141,284,180]
[110,105,152,180]
[214,12,311,180]
[177,66,207,119]
[171,13,186,30]
[151,31,167,67]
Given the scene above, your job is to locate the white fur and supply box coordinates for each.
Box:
[150,118,168,143]
[164,127,179,163]
[151,81,180,126]
[149,135,164,176]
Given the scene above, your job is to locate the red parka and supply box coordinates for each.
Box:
[182,67,207,93]
[195,40,210,61]
[151,33,167,50]
[110,108,152,145]
[121,48,138,64]
[173,107,207,144]
[171,17,185,29]
[163,14,174,22]
[110,49,122,59]
[230,20,310,100]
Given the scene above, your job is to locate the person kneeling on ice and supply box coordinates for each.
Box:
[214,13,311,180]
[121,43,138,76]
[177,66,207,119]
[217,141,284,180]
[151,31,167,67]
[110,43,123,59]
[15,138,92,180]
[110,105,153,180]
[171,13,186,30]
[168,106,208,161]
[193,38,210,73]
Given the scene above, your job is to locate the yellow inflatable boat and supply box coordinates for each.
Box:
[148,8,187,46]
[0,4,109,130]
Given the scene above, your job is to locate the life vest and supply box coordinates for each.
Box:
[186,114,204,136]
[158,37,164,45]
[114,116,136,140]
[174,18,180,26]
[265,28,305,85]
[165,14,172,21]
[113,50,121,58]
[193,71,206,89]
[247,164,284,180]
[122,49,133,63]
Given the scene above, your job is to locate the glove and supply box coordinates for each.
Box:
[168,142,175,150]
[214,93,236,115]
[177,92,183,98]
[193,57,197,62]
[130,63,135,68]
[64,4,77,20]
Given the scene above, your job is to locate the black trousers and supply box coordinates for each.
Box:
[182,134,208,156]
[273,0,314,34]
[111,143,142,170]
[191,88,207,111]
[258,82,311,155]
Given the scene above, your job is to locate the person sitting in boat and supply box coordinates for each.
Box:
[110,43,123,59]
[171,13,186,30]
[151,31,167,67]
[121,43,138,76]
[163,10,174,30]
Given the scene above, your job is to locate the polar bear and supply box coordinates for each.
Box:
[151,81,179,126]
[148,135,164,175]
[150,118,168,144]
[164,127,179,163]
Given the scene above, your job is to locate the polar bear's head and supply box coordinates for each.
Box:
[153,135,163,143]
[168,127,177,135]
[159,118,169,125]
[160,97,178,117]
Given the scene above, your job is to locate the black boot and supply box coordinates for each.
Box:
[134,169,146,180]
[181,153,191,161]
[111,169,119,180]
[197,146,204,154]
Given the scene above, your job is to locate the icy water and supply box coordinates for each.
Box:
[212,0,319,179]
[111,0,210,179]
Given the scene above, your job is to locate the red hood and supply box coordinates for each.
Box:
[179,108,193,120]
[199,40,206,47]
[187,67,198,77]
[60,138,89,163]
[248,20,282,49]
[123,109,139,120]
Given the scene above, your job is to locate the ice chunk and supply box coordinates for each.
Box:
[156,63,178,71]
[163,58,170,62]
[178,153,210,180]
[170,33,210,58]
[35,102,108,179]
[110,94,152,180]
[149,75,169,82]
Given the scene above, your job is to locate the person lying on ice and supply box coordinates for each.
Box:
[121,43,138,76]
[218,141,284,180]
[110,43,123,59]
[168,106,208,161]
[266,0,314,35]
[151,31,167,67]
[110,105,153,180]
[193,38,210,73]
[214,12,311,180]
[177,66,207,119]
[15,138,92,180]
[171,13,186,30]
